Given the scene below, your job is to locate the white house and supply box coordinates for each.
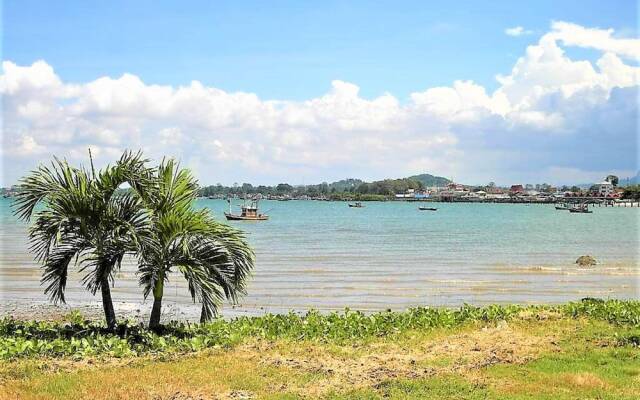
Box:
[595,180,614,197]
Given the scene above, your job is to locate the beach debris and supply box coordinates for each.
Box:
[575,255,597,267]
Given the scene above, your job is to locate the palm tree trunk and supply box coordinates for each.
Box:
[149,278,164,330]
[200,305,208,324]
[100,276,117,331]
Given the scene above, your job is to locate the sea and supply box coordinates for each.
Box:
[1,198,638,318]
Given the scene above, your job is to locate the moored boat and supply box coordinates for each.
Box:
[224,199,269,220]
[569,208,592,213]
[568,203,592,213]
[418,206,437,211]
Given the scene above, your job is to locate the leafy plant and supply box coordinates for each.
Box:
[1,299,637,360]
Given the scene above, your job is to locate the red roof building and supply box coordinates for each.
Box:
[510,185,525,194]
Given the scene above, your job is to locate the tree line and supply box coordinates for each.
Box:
[199,178,427,198]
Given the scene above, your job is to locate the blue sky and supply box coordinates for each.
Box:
[1,1,638,186]
[4,0,637,100]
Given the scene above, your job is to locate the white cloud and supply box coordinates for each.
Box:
[505,26,533,37]
[549,21,640,59]
[1,21,638,186]
[10,136,47,157]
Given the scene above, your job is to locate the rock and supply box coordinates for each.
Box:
[576,255,597,267]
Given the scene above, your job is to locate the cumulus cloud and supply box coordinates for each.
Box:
[505,26,533,37]
[1,21,638,186]
[549,21,640,59]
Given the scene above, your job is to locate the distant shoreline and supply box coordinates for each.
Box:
[203,196,640,206]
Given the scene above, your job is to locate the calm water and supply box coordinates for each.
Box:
[1,198,638,316]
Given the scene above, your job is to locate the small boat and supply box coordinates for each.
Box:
[569,204,592,213]
[418,206,438,211]
[555,204,570,210]
[569,208,592,213]
[224,199,269,221]
[348,202,364,208]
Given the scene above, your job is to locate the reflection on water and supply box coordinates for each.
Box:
[1,198,638,316]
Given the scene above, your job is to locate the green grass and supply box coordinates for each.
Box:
[483,347,640,399]
[0,299,639,399]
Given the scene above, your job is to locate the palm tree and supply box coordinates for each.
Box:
[14,151,153,330]
[138,159,254,330]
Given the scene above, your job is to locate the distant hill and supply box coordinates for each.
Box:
[328,178,364,191]
[406,173,451,187]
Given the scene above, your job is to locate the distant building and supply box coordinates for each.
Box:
[394,188,430,199]
[510,185,525,194]
[485,187,505,195]
[595,181,614,197]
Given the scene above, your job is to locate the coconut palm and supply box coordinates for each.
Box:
[138,159,254,330]
[13,151,154,330]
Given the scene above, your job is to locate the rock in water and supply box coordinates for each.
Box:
[576,255,597,267]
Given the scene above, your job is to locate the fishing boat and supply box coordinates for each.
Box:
[418,206,437,211]
[224,199,269,220]
[568,204,592,213]
[348,202,364,208]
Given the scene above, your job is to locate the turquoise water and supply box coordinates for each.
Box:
[1,198,638,316]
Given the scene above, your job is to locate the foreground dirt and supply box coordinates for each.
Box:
[246,320,555,398]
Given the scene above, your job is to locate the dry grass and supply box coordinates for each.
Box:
[561,372,608,389]
[248,320,556,397]
[0,319,569,399]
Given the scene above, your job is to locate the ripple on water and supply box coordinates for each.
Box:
[1,199,638,311]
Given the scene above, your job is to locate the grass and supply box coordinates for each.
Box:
[0,299,638,399]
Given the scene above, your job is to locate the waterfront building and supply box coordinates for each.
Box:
[595,180,614,197]
[510,185,525,194]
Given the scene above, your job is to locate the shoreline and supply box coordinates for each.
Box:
[204,196,640,206]
[2,260,638,323]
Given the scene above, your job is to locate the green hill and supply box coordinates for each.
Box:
[328,178,364,191]
[406,173,451,187]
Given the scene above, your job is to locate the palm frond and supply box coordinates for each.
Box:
[200,213,255,298]
[178,260,225,317]
[40,236,87,304]
[94,150,156,203]
[13,158,89,220]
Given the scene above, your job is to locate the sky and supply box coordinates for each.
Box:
[1,0,639,186]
